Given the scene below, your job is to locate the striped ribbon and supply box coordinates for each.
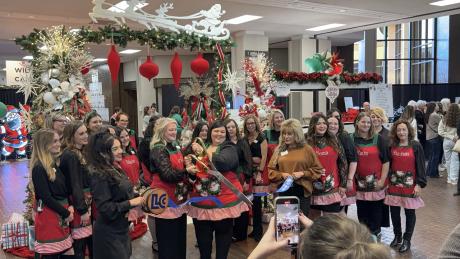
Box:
[215,43,228,119]
[253,176,294,197]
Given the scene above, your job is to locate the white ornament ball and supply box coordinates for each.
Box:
[40,73,50,84]
[258,109,267,119]
[49,79,60,89]
[52,88,63,96]
[43,92,57,105]
[60,81,70,92]
[49,68,60,78]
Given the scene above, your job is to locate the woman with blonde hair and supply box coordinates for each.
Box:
[268,118,323,215]
[264,109,285,166]
[59,121,92,259]
[149,117,190,259]
[31,129,74,258]
[44,112,68,140]
[370,107,390,144]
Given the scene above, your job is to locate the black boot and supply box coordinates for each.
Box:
[390,235,402,247]
[399,239,411,253]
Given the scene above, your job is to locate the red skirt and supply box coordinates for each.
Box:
[34,200,73,255]
[70,190,93,239]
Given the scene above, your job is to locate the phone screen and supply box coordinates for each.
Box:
[275,196,300,245]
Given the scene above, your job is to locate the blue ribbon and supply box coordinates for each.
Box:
[168,196,224,208]
[253,176,295,196]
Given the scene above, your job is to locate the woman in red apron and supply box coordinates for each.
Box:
[186,120,249,259]
[31,129,73,258]
[115,112,138,150]
[385,120,427,253]
[353,112,390,239]
[149,118,190,259]
[60,121,92,259]
[116,127,140,185]
[306,114,347,219]
[225,119,253,242]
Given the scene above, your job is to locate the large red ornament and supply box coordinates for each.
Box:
[80,65,90,75]
[139,56,159,81]
[170,52,182,90]
[190,52,209,76]
[107,45,121,83]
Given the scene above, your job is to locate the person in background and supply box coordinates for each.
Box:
[151,103,160,116]
[183,122,209,156]
[306,114,347,219]
[370,107,390,143]
[441,98,451,117]
[84,111,103,136]
[363,102,371,113]
[353,112,390,240]
[59,121,92,259]
[415,100,427,157]
[44,112,69,140]
[143,106,153,134]
[268,119,323,216]
[169,105,183,137]
[225,118,253,242]
[87,133,143,259]
[31,129,74,258]
[116,112,138,150]
[401,105,418,141]
[115,127,140,185]
[439,103,460,185]
[426,102,443,178]
[99,125,116,136]
[264,109,285,169]
[243,114,268,241]
[385,120,427,253]
[110,107,122,126]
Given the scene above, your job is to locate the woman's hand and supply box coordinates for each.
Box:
[247,217,289,259]
[281,173,291,180]
[255,172,263,184]
[414,184,422,197]
[339,187,347,196]
[346,179,354,192]
[376,179,386,190]
[65,206,74,223]
[186,165,199,175]
[129,196,144,207]
[252,157,261,164]
[81,211,91,225]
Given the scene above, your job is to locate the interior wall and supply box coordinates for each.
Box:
[269,48,289,71]
[449,14,460,83]
[336,44,354,73]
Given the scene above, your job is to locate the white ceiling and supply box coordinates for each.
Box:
[0,0,459,67]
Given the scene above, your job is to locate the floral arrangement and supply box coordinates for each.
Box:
[274,70,383,86]
[243,53,275,97]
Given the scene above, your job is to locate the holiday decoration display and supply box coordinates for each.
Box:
[180,78,214,124]
[1,214,29,250]
[0,102,7,119]
[243,53,275,97]
[274,71,383,86]
[170,52,183,90]
[0,106,29,157]
[89,1,230,40]
[221,64,243,97]
[139,56,159,81]
[190,53,210,76]
[107,44,121,83]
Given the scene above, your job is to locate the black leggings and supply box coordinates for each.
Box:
[356,200,384,235]
[73,236,92,259]
[155,214,187,259]
[193,218,234,259]
[233,211,249,240]
[252,196,263,235]
[390,206,416,241]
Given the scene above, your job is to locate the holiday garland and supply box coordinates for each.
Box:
[274,70,383,86]
[16,25,234,54]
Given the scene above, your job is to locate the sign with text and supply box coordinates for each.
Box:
[369,84,394,118]
[6,61,32,87]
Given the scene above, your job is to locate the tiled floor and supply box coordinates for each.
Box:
[1,160,459,259]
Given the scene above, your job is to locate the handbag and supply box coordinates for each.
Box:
[453,139,460,153]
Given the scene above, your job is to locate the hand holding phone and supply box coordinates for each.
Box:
[275,196,300,246]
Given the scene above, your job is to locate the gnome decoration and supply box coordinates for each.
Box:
[170,52,183,90]
[190,52,209,76]
[107,45,121,83]
[139,56,159,81]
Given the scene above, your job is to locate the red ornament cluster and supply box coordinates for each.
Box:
[274,70,383,86]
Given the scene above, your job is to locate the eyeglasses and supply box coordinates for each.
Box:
[54,119,67,123]
[119,119,129,122]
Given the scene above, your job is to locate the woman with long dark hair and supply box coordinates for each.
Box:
[385,120,427,253]
[87,133,143,259]
[84,111,103,136]
[115,127,140,185]
[439,104,460,184]
[426,102,443,178]
[59,121,92,259]
[31,129,74,258]
[401,105,418,141]
[306,114,347,219]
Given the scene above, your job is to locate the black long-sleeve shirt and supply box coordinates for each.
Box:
[338,132,358,163]
[212,141,239,172]
[149,142,186,183]
[59,149,90,215]
[410,140,428,188]
[32,163,70,218]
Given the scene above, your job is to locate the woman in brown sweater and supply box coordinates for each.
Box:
[268,119,323,215]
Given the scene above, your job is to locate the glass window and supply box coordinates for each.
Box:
[437,16,449,83]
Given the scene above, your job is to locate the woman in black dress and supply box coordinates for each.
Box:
[87,132,143,259]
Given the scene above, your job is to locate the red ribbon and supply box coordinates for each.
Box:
[215,43,228,119]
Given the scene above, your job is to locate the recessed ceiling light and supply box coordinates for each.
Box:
[119,49,141,54]
[2,68,6,71]
[430,0,460,6]
[23,56,33,60]
[109,1,148,13]
[93,58,107,62]
[225,15,262,25]
[339,9,346,12]
[306,23,346,32]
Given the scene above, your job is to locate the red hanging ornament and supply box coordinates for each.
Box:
[80,64,90,75]
[139,56,159,81]
[170,52,182,90]
[190,52,209,76]
[107,45,120,83]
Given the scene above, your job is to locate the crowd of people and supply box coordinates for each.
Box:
[30,98,460,259]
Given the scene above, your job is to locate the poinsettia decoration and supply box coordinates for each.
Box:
[274,71,383,86]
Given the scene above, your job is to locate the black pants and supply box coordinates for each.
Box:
[193,218,234,259]
[252,196,263,236]
[155,214,187,259]
[457,153,460,192]
[390,206,416,241]
[356,199,384,235]
[73,236,93,259]
[41,254,73,259]
[278,183,311,215]
[233,211,249,240]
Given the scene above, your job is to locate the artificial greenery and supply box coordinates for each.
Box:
[16,25,234,54]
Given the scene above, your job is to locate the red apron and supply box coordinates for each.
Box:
[312,145,339,194]
[265,129,280,165]
[120,153,140,185]
[34,199,73,254]
[150,145,187,204]
[129,135,137,150]
[355,136,383,191]
[389,146,417,196]
[141,162,153,185]
[70,188,92,239]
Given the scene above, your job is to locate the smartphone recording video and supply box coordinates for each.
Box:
[274,196,300,245]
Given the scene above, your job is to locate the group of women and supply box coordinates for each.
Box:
[30,105,427,259]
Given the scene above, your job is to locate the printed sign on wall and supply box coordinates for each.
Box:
[6,61,32,87]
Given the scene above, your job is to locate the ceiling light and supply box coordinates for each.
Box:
[119,49,141,54]
[69,29,81,34]
[2,68,6,71]
[93,58,107,62]
[23,56,33,60]
[430,0,460,6]
[225,15,262,25]
[306,23,346,32]
[109,1,148,13]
